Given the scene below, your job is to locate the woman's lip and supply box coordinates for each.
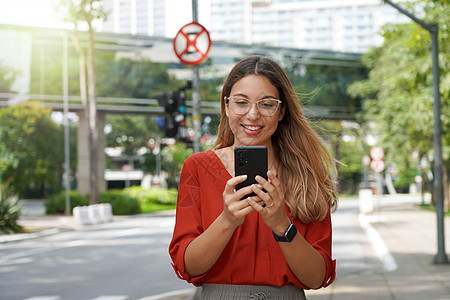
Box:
[241,124,263,135]
[242,124,263,130]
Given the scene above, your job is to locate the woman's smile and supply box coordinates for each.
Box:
[241,124,264,135]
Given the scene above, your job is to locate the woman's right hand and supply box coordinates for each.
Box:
[220,175,257,229]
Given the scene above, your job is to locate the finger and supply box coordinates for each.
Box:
[255,175,276,194]
[224,175,247,193]
[251,184,272,202]
[267,170,282,189]
[247,197,265,213]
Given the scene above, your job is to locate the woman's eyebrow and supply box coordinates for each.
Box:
[231,93,278,99]
[231,92,249,98]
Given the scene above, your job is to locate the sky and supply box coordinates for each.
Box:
[0,0,69,29]
[0,0,208,36]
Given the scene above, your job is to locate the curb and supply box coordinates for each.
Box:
[0,227,74,244]
[358,213,398,272]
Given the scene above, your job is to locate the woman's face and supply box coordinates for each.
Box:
[226,74,283,148]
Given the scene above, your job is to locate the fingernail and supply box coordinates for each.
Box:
[268,170,273,176]
[241,175,247,179]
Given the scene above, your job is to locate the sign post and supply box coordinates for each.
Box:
[173,2,211,153]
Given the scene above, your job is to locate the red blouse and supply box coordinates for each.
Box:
[169,150,336,289]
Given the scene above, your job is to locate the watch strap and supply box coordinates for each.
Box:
[272,220,297,242]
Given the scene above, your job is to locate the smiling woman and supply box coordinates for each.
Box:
[170,55,338,299]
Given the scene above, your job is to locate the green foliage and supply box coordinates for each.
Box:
[45,189,141,215]
[338,140,364,194]
[0,101,63,197]
[45,187,178,215]
[106,115,163,155]
[127,186,177,205]
[0,192,23,234]
[100,190,141,215]
[0,60,17,93]
[45,191,89,214]
[347,0,450,187]
[162,142,194,188]
[284,61,367,112]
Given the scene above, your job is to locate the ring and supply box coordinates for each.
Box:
[266,202,274,208]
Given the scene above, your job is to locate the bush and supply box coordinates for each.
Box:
[45,191,89,214]
[0,192,23,234]
[100,190,141,215]
[45,188,176,216]
[126,186,177,205]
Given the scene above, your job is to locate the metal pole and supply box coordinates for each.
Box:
[192,0,202,153]
[63,33,71,216]
[383,0,448,264]
[430,27,448,264]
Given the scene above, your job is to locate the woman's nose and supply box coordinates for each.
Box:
[246,102,261,118]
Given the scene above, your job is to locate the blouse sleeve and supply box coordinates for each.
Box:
[302,211,336,288]
[168,155,207,286]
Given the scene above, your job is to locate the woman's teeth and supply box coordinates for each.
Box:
[243,125,262,131]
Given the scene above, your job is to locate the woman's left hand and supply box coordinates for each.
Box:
[247,170,291,233]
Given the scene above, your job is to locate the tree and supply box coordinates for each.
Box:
[58,0,107,204]
[0,61,17,93]
[0,101,63,197]
[348,0,449,203]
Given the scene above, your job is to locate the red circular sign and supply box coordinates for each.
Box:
[370,146,385,161]
[370,160,385,173]
[173,21,211,65]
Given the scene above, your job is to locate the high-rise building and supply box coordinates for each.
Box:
[208,0,410,53]
[100,0,191,37]
[99,0,411,53]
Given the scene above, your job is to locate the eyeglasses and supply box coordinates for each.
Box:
[226,96,282,117]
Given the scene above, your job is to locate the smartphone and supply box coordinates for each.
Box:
[234,146,268,198]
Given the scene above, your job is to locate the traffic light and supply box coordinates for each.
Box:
[154,91,177,114]
[153,82,191,139]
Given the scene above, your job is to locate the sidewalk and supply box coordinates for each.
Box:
[306,203,450,300]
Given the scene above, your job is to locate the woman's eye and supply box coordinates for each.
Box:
[234,100,249,105]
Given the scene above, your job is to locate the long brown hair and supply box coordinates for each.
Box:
[214,55,338,222]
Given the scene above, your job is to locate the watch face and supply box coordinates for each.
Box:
[273,222,297,242]
[285,223,297,242]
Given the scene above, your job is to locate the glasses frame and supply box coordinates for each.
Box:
[225,96,282,117]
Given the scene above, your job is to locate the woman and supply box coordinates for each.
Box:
[169,55,338,299]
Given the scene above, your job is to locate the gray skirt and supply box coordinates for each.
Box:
[200,283,307,300]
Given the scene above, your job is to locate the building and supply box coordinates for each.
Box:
[99,0,192,37]
[208,0,411,53]
[99,0,411,53]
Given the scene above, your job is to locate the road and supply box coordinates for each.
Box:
[1,195,422,300]
[0,212,192,300]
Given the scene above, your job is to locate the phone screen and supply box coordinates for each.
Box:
[234,146,268,198]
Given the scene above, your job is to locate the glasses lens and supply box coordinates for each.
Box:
[229,97,280,116]
[230,98,249,114]
[257,99,279,116]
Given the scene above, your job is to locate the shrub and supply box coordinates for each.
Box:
[127,186,177,205]
[45,188,176,216]
[45,191,89,214]
[0,192,23,234]
[100,190,141,215]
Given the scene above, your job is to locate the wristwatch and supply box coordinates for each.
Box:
[272,220,297,242]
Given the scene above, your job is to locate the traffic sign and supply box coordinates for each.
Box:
[370,146,385,161]
[173,21,211,65]
[370,160,385,173]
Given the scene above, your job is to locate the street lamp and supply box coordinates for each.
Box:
[383,0,448,264]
